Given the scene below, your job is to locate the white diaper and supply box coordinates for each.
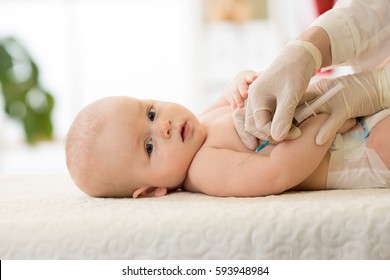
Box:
[327,109,390,189]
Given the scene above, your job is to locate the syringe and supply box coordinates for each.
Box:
[293,82,344,126]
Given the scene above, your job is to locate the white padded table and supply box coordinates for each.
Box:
[1,174,389,259]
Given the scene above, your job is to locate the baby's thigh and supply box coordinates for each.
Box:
[366,115,390,169]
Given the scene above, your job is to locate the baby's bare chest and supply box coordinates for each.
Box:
[199,106,252,152]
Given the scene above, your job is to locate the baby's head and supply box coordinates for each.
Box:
[66,96,206,198]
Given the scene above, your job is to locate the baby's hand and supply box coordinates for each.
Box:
[223,70,259,110]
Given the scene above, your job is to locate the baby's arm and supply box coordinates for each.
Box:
[191,114,333,197]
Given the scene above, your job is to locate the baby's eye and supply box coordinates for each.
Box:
[148,107,156,121]
[145,139,153,155]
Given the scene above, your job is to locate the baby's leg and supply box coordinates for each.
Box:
[366,115,390,169]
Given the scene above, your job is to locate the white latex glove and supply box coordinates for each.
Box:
[233,104,302,149]
[233,40,322,149]
[300,65,390,144]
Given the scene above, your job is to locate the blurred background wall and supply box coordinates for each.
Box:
[0,0,322,174]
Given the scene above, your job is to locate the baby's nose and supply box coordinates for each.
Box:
[156,119,171,138]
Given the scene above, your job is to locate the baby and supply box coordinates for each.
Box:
[66,70,390,198]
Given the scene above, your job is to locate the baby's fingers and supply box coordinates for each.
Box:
[246,72,259,84]
[232,90,245,108]
[238,80,249,97]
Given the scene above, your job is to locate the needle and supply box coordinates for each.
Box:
[238,140,270,166]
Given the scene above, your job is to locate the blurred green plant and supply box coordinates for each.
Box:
[0,37,54,144]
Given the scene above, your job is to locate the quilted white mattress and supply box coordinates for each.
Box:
[1,173,389,259]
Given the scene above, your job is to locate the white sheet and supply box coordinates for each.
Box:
[1,174,389,259]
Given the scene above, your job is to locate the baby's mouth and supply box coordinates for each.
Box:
[181,122,188,142]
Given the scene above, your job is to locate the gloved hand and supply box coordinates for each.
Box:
[233,105,302,149]
[233,40,322,149]
[300,65,390,144]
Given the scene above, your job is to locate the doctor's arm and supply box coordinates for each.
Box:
[312,0,390,68]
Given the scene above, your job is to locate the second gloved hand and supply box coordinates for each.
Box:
[302,65,390,145]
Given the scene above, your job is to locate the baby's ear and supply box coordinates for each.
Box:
[132,186,167,198]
